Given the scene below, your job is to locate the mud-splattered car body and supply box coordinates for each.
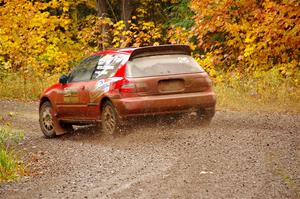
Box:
[39,45,216,137]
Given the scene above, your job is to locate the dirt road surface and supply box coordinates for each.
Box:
[0,100,299,199]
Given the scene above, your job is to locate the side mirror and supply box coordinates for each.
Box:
[59,75,68,84]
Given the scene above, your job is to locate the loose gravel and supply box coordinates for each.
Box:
[0,100,299,199]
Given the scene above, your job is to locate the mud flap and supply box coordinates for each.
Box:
[51,110,67,136]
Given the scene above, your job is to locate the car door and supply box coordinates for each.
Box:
[57,55,101,120]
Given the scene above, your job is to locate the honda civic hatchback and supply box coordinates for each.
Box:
[39,45,216,138]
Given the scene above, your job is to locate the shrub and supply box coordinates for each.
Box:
[0,126,25,182]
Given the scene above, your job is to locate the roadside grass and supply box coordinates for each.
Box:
[0,71,299,113]
[215,81,300,113]
[0,72,59,100]
[214,69,300,113]
[0,125,25,182]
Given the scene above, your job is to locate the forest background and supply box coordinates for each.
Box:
[0,0,299,112]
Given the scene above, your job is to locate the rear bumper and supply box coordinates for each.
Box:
[113,91,216,119]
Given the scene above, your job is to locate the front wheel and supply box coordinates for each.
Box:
[101,101,121,135]
[39,101,73,138]
[39,101,56,138]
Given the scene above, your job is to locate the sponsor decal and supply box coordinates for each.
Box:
[103,65,114,70]
[96,79,110,93]
[89,77,123,103]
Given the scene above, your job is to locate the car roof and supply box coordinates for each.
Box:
[93,45,191,57]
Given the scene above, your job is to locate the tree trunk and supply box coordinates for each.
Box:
[96,0,109,17]
[96,0,110,50]
[121,0,133,29]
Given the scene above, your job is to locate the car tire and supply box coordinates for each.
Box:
[39,101,57,138]
[101,101,121,135]
[197,107,215,126]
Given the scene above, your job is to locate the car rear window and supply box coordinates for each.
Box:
[126,55,204,78]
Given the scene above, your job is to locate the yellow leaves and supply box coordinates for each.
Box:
[48,0,70,13]
[277,60,299,76]
[0,0,79,75]
[244,35,256,44]
[49,0,59,8]
[111,20,162,48]
[195,53,218,78]
[167,26,196,50]
[243,45,256,57]
[112,21,127,48]
[136,8,147,18]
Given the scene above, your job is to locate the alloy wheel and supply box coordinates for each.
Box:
[102,104,117,135]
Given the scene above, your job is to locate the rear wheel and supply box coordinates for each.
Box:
[101,101,121,135]
[197,107,215,126]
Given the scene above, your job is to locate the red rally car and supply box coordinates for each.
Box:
[39,45,216,138]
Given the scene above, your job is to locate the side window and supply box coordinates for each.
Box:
[92,54,125,80]
[68,55,101,82]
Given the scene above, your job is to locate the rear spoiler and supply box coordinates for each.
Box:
[129,45,191,60]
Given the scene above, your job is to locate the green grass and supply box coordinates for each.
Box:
[0,125,25,182]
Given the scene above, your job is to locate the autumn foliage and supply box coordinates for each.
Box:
[0,0,299,111]
[0,0,84,75]
[191,0,300,80]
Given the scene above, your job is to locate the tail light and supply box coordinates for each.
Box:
[113,78,136,93]
[120,81,136,93]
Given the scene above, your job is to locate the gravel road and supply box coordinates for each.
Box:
[0,100,299,199]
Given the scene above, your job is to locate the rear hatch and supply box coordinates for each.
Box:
[124,53,212,96]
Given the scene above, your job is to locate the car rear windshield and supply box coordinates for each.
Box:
[126,54,204,78]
